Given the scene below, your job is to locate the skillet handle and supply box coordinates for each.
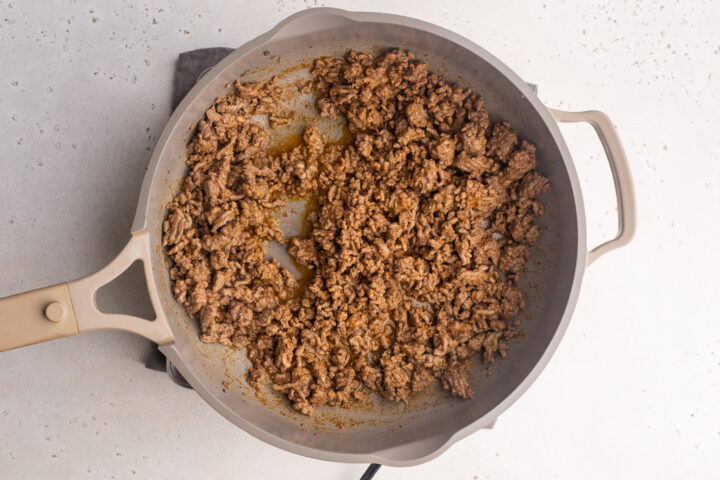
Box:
[0,231,173,352]
[0,283,79,352]
[548,109,637,266]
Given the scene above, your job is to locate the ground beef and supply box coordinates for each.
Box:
[163,50,550,415]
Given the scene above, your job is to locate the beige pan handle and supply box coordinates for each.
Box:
[548,109,637,266]
[0,232,172,352]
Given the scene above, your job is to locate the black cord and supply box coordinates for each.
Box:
[360,463,381,480]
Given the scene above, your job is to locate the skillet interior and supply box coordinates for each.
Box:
[137,10,582,464]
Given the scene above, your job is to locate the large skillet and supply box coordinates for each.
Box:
[0,8,636,466]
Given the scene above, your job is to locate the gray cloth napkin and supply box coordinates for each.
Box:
[172,47,234,108]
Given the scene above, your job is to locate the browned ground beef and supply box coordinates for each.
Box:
[162,50,549,415]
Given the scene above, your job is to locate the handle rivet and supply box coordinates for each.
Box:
[44,302,67,323]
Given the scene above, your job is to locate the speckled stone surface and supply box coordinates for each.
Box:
[1,1,719,478]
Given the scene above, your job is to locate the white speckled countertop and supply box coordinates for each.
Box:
[1,0,719,478]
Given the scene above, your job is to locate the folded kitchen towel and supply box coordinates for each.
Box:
[172,47,234,109]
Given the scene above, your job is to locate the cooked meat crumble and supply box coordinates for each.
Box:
[162,50,549,415]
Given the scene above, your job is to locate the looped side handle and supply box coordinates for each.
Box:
[68,232,173,345]
[548,109,637,266]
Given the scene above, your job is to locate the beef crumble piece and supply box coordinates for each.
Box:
[163,50,550,416]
